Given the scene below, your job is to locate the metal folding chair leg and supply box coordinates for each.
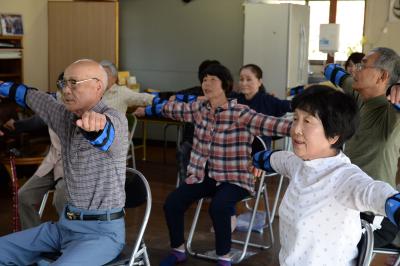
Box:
[236,179,274,249]
[395,256,400,266]
[270,174,284,224]
[38,190,55,218]
[126,114,137,169]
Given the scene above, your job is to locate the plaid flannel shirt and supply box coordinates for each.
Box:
[25,90,128,210]
[162,99,291,193]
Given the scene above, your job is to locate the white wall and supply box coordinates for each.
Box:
[119,0,244,92]
[119,0,244,141]
[364,0,400,52]
[0,0,48,91]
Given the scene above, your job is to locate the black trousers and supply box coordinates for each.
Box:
[164,174,249,256]
[360,212,399,248]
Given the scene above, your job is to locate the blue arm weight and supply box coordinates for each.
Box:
[324,64,350,87]
[385,193,400,226]
[0,82,28,108]
[252,150,275,172]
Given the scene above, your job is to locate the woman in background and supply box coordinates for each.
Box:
[344,52,365,77]
[233,63,292,149]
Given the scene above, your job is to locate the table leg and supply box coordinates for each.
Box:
[142,120,147,161]
[175,125,183,187]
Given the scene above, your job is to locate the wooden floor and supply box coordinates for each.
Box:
[0,144,393,265]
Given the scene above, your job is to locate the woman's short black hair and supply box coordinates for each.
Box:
[197,59,221,83]
[344,52,365,70]
[199,64,233,95]
[292,85,359,150]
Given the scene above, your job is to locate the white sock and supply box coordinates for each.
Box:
[173,248,185,253]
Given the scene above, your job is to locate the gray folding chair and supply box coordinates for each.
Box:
[40,167,152,266]
[126,113,138,169]
[185,136,275,263]
[38,189,55,218]
[372,245,400,266]
[357,219,374,266]
[105,167,152,266]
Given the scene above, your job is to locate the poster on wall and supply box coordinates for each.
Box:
[389,0,400,22]
[0,14,23,36]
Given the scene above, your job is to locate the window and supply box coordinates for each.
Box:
[308,0,365,61]
[266,0,365,61]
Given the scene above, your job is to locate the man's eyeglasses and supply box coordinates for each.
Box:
[56,78,99,90]
[354,63,380,72]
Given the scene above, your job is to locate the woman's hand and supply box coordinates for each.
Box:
[252,167,264,178]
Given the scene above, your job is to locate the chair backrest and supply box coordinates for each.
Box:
[126,113,137,168]
[251,136,268,155]
[250,136,276,190]
[124,167,152,265]
[127,113,138,142]
[357,219,374,266]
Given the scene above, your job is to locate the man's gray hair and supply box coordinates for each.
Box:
[371,47,400,85]
[99,60,118,78]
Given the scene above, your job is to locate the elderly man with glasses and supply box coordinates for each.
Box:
[325,47,400,248]
[0,59,129,265]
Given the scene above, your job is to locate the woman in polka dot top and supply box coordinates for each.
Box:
[253,85,400,266]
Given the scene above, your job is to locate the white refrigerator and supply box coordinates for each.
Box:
[243,3,310,99]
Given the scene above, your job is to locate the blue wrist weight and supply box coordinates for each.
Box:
[324,64,349,87]
[253,150,274,172]
[289,85,305,96]
[385,193,400,226]
[145,102,165,117]
[152,96,162,105]
[145,105,153,116]
[0,82,28,108]
[154,103,166,117]
[0,82,12,97]
[176,94,197,103]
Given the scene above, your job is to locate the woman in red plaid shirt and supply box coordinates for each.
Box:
[135,64,292,266]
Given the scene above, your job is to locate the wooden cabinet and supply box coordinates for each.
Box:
[0,36,23,83]
[48,0,119,90]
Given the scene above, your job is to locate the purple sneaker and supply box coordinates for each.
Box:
[159,250,187,266]
[217,259,232,266]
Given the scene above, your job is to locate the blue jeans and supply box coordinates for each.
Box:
[0,205,125,266]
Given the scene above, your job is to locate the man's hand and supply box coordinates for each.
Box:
[76,111,107,132]
[134,107,146,117]
[387,83,400,104]
[197,96,207,101]
[3,118,15,131]
[0,129,4,136]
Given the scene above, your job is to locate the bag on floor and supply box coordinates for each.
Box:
[236,211,266,234]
